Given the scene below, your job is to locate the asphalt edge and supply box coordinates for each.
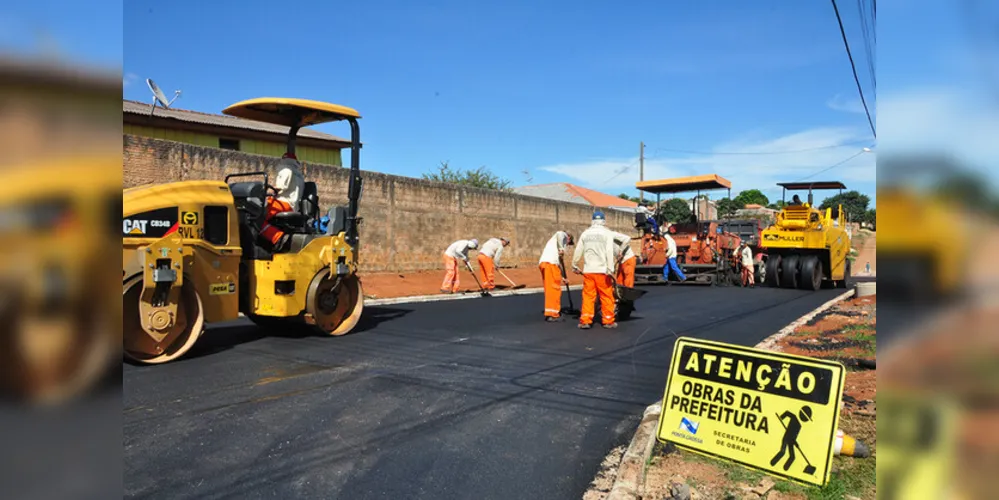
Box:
[366,284,583,306]
[604,286,858,500]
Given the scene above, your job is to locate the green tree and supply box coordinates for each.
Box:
[863,208,876,229]
[658,198,692,223]
[423,161,513,191]
[618,193,641,203]
[733,189,770,207]
[716,197,744,218]
[820,190,870,222]
[768,200,787,210]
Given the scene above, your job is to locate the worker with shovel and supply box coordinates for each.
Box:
[441,238,479,294]
[477,237,510,292]
[571,211,619,329]
[539,231,574,321]
[613,231,637,288]
[771,405,816,474]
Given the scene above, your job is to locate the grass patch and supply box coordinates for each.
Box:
[842,324,877,356]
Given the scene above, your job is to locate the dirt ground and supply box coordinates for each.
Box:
[850,230,876,276]
[361,265,579,299]
[639,295,878,500]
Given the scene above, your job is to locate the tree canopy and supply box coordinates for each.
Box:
[658,198,692,223]
[716,197,744,218]
[733,189,770,207]
[423,161,513,191]
[819,190,871,222]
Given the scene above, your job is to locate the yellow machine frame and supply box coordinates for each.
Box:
[122,98,365,364]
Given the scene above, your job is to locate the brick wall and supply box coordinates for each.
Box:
[124,135,637,272]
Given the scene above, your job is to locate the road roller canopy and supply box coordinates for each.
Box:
[776,181,847,191]
[637,174,732,194]
[222,97,361,128]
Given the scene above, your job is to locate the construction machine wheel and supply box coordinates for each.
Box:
[798,255,823,291]
[754,261,766,285]
[765,255,781,288]
[837,259,853,289]
[307,271,364,336]
[780,254,800,289]
[123,275,205,364]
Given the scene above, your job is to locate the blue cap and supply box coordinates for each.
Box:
[592,210,605,220]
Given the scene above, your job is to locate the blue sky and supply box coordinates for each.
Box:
[8,1,993,209]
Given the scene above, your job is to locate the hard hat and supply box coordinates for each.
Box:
[282,152,298,160]
[469,238,479,248]
[799,406,813,423]
[592,210,605,221]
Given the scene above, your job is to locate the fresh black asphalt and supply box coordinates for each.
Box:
[124,285,841,499]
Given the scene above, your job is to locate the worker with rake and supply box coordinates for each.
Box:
[477,237,510,291]
[571,211,619,329]
[613,230,637,288]
[440,238,479,294]
[539,230,574,321]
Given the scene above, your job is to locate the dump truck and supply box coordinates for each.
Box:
[760,181,852,291]
[122,98,366,364]
[633,174,744,285]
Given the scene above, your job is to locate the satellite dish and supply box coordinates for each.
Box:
[145,78,182,114]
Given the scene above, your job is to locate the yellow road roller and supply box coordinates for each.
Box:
[760,181,853,291]
[122,98,365,364]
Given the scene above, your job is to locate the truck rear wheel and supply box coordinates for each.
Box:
[780,255,800,289]
[123,275,205,364]
[798,255,823,291]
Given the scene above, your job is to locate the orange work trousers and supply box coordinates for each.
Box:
[441,254,461,293]
[477,254,496,290]
[616,256,636,288]
[580,273,615,326]
[260,198,294,246]
[539,262,563,317]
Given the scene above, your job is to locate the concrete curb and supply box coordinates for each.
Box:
[604,286,859,500]
[365,284,583,306]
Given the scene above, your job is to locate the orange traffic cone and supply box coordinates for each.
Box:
[834,429,870,457]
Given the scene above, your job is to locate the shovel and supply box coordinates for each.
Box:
[465,261,491,297]
[497,269,526,290]
[557,257,580,316]
[774,413,817,475]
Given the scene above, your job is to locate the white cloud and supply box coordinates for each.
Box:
[536,126,876,200]
[826,94,867,114]
[123,72,137,87]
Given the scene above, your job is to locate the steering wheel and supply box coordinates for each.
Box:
[264,183,280,199]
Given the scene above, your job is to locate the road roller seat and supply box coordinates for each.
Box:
[229,181,274,260]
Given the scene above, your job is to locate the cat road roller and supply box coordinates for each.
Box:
[122,98,365,364]
[760,181,852,291]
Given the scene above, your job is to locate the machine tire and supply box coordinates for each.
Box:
[754,261,765,286]
[123,275,205,364]
[798,255,823,291]
[780,254,800,289]
[307,271,364,336]
[838,259,853,289]
[765,255,782,288]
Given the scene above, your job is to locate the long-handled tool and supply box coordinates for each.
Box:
[496,269,526,290]
[465,261,491,297]
[557,257,579,315]
[774,413,817,475]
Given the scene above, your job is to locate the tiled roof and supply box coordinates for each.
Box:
[123,99,350,145]
[513,183,639,208]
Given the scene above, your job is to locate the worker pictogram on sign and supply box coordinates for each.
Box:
[656,337,845,487]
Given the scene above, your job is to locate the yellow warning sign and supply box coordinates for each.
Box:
[656,337,845,487]
[876,390,957,500]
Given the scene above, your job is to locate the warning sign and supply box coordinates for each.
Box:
[656,337,845,486]
[877,390,956,500]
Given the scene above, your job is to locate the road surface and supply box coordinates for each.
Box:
[124,285,841,499]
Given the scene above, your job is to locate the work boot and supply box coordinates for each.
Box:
[545,316,563,322]
[577,323,592,330]
[602,322,619,329]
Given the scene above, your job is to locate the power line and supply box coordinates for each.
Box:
[797,148,872,181]
[857,0,876,92]
[648,140,872,157]
[831,0,877,139]
[603,158,640,184]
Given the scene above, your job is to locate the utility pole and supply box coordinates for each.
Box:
[639,141,645,203]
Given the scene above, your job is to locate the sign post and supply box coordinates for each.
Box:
[656,337,846,487]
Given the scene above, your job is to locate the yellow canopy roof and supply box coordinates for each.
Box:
[222,97,360,128]
[636,174,732,194]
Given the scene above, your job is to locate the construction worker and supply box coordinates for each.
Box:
[733,240,755,287]
[571,211,618,329]
[260,153,305,251]
[662,226,686,283]
[539,231,574,321]
[478,237,510,291]
[613,231,637,288]
[441,238,479,294]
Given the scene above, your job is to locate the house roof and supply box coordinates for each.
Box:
[513,183,639,208]
[123,99,351,146]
